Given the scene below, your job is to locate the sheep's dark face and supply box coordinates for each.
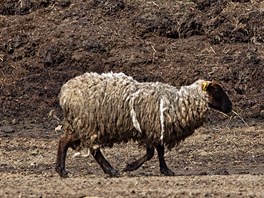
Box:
[205,82,232,113]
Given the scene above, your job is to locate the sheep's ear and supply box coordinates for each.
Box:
[202,81,211,91]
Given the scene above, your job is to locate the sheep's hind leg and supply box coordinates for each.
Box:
[123,146,154,172]
[156,144,175,176]
[90,148,119,177]
[55,135,75,177]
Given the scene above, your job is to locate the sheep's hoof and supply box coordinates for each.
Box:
[105,168,119,177]
[59,170,69,178]
[55,166,68,178]
[123,162,137,172]
[160,168,175,176]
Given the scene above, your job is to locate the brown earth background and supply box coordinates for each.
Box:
[0,0,263,197]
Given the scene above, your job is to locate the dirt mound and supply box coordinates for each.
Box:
[0,0,70,15]
[0,0,263,124]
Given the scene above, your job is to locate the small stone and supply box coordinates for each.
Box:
[199,151,208,156]
[260,110,264,118]
[55,125,62,132]
[31,150,39,155]
[0,125,15,133]
[30,162,38,168]
[12,118,19,125]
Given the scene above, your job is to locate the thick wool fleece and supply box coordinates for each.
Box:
[59,72,209,150]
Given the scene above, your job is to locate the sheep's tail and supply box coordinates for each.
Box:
[49,110,90,158]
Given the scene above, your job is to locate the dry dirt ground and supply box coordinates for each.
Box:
[0,122,264,197]
[0,0,264,197]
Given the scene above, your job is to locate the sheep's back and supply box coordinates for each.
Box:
[59,73,141,147]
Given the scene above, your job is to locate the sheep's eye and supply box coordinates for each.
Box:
[214,88,219,93]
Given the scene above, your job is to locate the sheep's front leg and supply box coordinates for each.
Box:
[123,146,154,172]
[156,144,175,176]
[90,148,119,177]
[55,135,74,177]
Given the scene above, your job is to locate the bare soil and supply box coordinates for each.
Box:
[0,0,263,197]
[1,123,264,197]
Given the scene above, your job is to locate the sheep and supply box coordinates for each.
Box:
[55,72,232,177]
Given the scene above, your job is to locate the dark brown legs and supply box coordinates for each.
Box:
[55,135,74,177]
[123,144,174,176]
[55,135,118,177]
[56,135,173,177]
[90,148,119,177]
[123,146,155,171]
[156,144,175,176]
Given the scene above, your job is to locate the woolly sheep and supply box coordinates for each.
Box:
[55,72,232,177]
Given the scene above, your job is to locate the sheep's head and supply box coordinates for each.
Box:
[202,81,232,114]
